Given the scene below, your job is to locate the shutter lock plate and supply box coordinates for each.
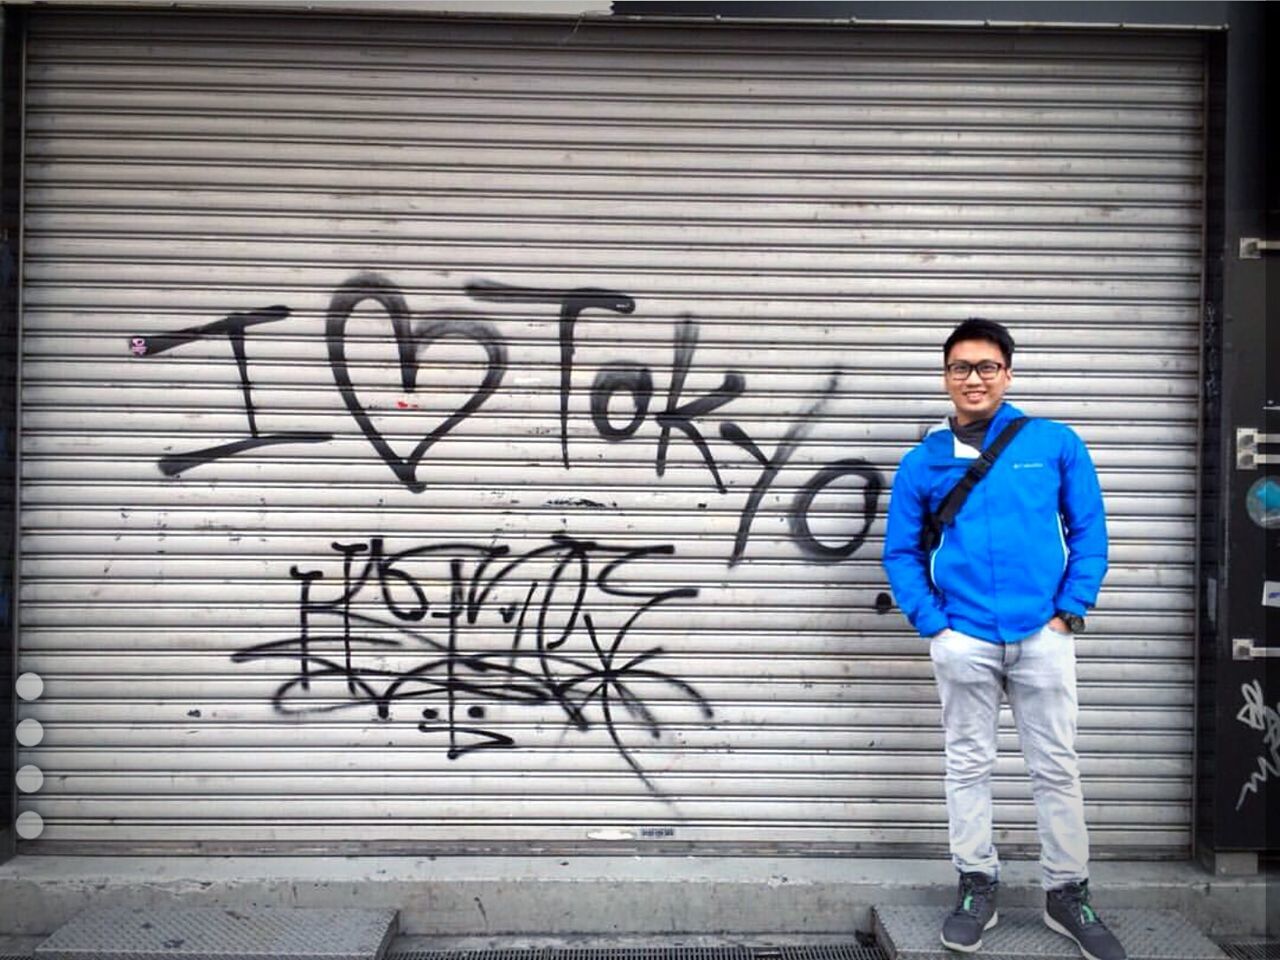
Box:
[1239,237,1278,259]
[1236,427,1280,469]
[1233,637,1279,660]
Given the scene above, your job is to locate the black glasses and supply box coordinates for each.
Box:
[946,360,1006,381]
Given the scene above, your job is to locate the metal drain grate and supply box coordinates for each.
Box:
[34,907,399,960]
[758,948,885,960]
[389,947,885,960]
[1217,944,1280,960]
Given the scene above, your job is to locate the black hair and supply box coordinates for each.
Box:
[943,317,1014,367]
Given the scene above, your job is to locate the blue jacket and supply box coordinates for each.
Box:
[882,402,1108,643]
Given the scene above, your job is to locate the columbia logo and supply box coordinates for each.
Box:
[1013,461,1045,469]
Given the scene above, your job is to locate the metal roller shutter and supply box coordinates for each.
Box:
[14,10,1205,855]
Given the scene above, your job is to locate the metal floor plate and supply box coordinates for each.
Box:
[874,906,1229,960]
[33,907,399,960]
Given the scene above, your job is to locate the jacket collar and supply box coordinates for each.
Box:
[924,401,1025,455]
[984,401,1025,437]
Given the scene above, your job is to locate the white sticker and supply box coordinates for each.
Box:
[15,765,44,793]
[15,811,44,840]
[1264,581,1280,608]
[15,718,44,747]
[15,673,44,701]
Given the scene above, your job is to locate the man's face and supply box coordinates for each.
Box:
[944,337,1012,425]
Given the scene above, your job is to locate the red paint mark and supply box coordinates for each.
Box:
[396,399,419,410]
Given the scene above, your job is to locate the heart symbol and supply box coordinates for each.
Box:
[327,271,507,492]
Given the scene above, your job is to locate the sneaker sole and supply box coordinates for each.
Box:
[1043,911,1108,960]
[940,912,998,953]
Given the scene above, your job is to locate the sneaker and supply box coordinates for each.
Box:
[1044,881,1127,960]
[940,871,998,952]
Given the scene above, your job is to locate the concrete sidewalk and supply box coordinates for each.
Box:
[0,856,1273,940]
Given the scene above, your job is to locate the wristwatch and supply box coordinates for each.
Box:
[1055,611,1086,634]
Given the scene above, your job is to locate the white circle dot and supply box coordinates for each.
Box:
[15,719,44,747]
[15,811,44,839]
[15,765,44,793]
[15,674,44,701]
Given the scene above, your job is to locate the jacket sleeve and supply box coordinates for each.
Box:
[883,453,949,638]
[1054,427,1109,615]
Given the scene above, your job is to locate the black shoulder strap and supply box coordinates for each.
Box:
[934,416,1031,528]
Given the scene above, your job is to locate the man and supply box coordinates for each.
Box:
[882,318,1125,960]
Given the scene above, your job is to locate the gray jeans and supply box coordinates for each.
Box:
[929,623,1089,890]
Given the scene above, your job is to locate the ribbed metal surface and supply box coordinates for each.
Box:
[16,10,1205,852]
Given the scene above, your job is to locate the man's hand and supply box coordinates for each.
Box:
[1048,615,1071,634]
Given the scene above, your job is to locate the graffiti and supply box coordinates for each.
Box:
[580,313,747,492]
[327,272,509,494]
[133,272,885,566]
[1234,679,1280,811]
[790,458,884,564]
[653,314,745,492]
[591,362,654,441]
[722,372,881,566]
[132,306,334,476]
[231,534,711,790]
[468,284,746,490]
[464,280,636,469]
